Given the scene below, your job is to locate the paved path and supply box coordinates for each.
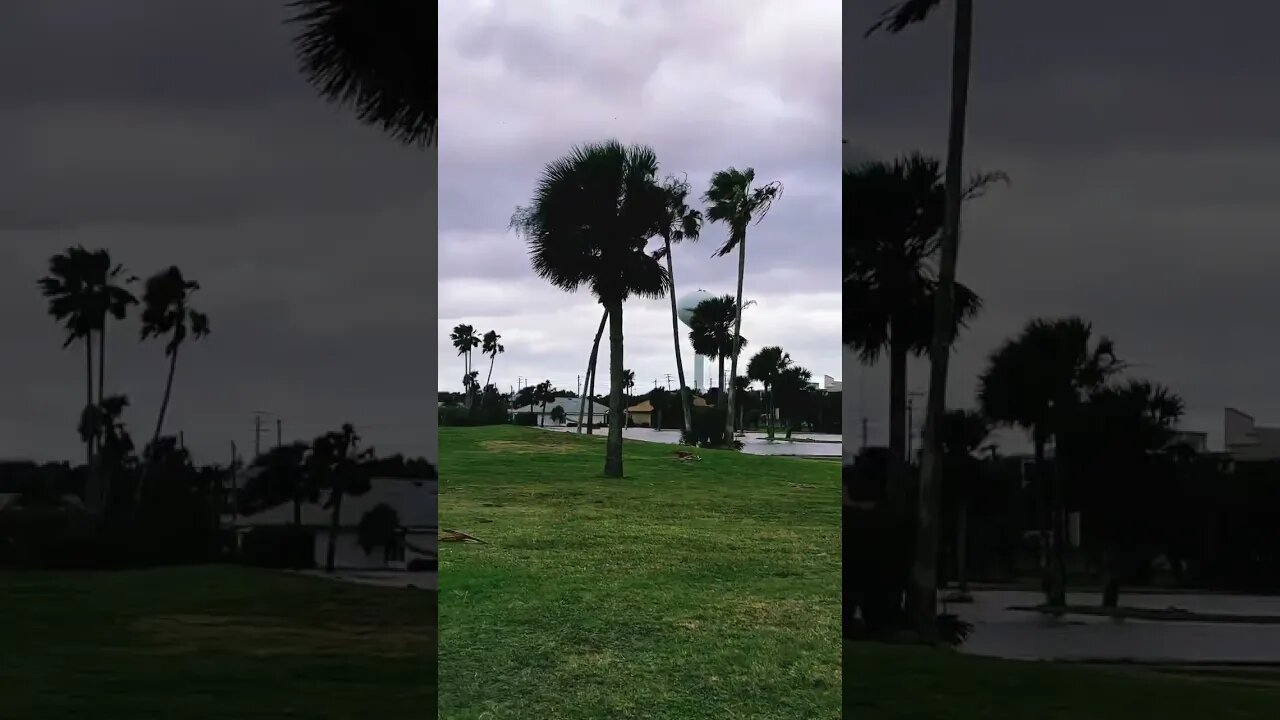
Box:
[292,569,438,591]
[955,590,1280,663]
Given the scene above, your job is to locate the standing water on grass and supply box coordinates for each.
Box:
[544,426,842,457]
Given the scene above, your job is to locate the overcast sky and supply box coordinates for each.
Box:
[844,0,1280,454]
[438,0,841,400]
[1,1,436,464]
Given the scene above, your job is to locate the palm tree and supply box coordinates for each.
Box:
[774,364,814,439]
[1069,380,1182,607]
[688,295,749,400]
[938,408,990,599]
[978,317,1124,607]
[747,346,791,440]
[535,381,553,427]
[703,168,782,445]
[844,156,989,511]
[311,423,370,573]
[451,324,480,408]
[286,0,436,146]
[137,266,210,505]
[578,309,608,434]
[481,330,504,389]
[655,175,703,434]
[868,0,977,642]
[512,140,669,478]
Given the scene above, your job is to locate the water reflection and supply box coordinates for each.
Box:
[954,590,1280,662]
[544,426,842,457]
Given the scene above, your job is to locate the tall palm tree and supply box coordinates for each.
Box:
[747,346,791,440]
[512,140,669,477]
[655,175,703,434]
[137,266,211,505]
[481,330,504,389]
[978,317,1124,607]
[286,0,436,146]
[451,324,480,408]
[704,168,782,445]
[311,423,370,573]
[868,0,977,642]
[688,295,749,400]
[844,156,988,511]
[535,381,553,427]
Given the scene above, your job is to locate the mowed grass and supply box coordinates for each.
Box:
[438,426,841,719]
[846,642,1280,719]
[0,565,436,719]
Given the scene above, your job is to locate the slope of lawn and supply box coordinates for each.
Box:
[846,641,1280,719]
[437,426,842,719]
[0,565,436,719]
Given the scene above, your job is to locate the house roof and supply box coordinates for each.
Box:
[228,477,436,529]
[627,400,654,412]
[519,397,609,415]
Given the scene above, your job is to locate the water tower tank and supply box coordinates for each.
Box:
[677,289,715,327]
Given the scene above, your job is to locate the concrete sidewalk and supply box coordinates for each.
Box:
[292,569,438,591]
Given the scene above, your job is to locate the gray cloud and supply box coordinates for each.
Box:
[844,0,1280,453]
[1,1,436,463]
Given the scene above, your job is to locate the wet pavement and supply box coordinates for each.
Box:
[954,590,1280,663]
[547,426,842,457]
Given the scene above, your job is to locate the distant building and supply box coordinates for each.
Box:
[514,397,609,427]
[822,375,843,392]
[1166,430,1209,454]
[1224,408,1280,461]
[225,476,436,570]
[626,395,709,428]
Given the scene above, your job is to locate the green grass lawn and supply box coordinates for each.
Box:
[846,642,1280,719]
[437,426,841,719]
[0,565,436,718]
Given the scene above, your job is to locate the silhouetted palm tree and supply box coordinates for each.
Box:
[978,317,1124,606]
[688,295,749,400]
[482,330,504,389]
[774,364,813,439]
[747,346,790,440]
[451,324,480,408]
[311,423,371,573]
[137,266,210,504]
[845,156,990,506]
[868,0,977,641]
[704,168,781,444]
[512,140,669,477]
[938,408,990,597]
[535,381,553,427]
[655,175,703,434]
[286,0,436,146]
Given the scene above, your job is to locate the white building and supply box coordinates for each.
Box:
[514,397,610,427]
[1224,407,1280,461]
[226,476,437,570]
[822,375,843,392]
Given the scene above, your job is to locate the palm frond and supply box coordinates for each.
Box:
[864,0,945,37]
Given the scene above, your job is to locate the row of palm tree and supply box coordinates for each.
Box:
[449,324,505,413]
[512,141,780,477]
[38,247,211,519]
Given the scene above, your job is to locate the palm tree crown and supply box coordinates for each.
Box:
[703,167,782,258]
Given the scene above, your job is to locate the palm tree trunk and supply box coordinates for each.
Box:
[485,353,496,390]
[1033,432,1052,599]
[724,234,747,444]
[83,333,97,509]
[1101,546,1120,608]
[96,323,109,514]
[887,333,909,512]
[717,355,725,401]
[911,0,973,644]
[1048,436,1069,606]
[325,488,343,573]
[664,239,694,434]
[137,345,180,508]
[603,301,625,477]
[956,499,969,594]
[583,308,607,434]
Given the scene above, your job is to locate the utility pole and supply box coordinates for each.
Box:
[229,440,238,524]
[179,431,185,451]
[664,374,673,390]
[276,418,282,449]
[861,417,868,450]
[907,391,925,462]
[577,375,581,397]
[253,413,262,457]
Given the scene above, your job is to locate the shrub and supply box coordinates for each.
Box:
[513,412,538,427]
[439,405,476,427]
[680,405,742,450]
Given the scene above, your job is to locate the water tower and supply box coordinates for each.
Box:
[676,289,716,391]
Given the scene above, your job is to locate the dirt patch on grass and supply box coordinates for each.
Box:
[134,614,432,657]
[481,439,582,454]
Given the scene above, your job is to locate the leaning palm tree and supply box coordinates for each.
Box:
[286,0,436,146]
[978,317,1124,607]
[688,295,749,399]
[450,324,480,408]
[481,330,504,389]
[868,0,976,642]
[654,175,703,433]
[512,140,669,477]
[703,168,782,445]
[577,310,608,434]
[136,266,211,504]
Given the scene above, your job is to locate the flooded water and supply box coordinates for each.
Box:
[954,590,1280,663]
[546,426,842,457]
